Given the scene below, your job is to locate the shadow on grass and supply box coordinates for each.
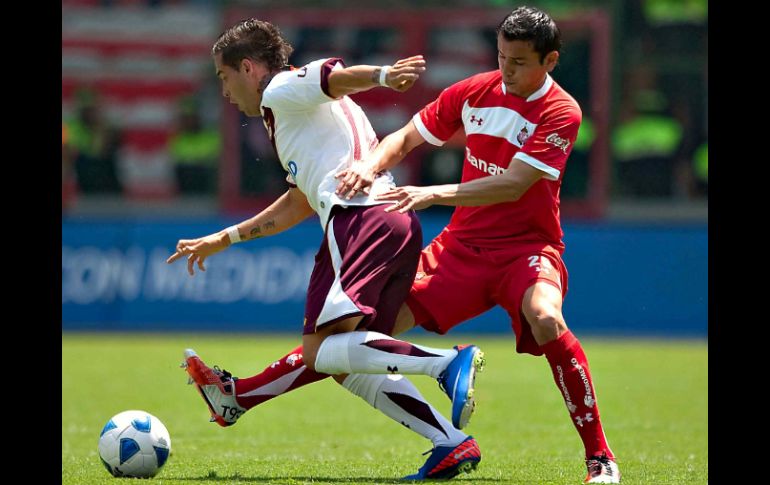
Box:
[171,473,508,483]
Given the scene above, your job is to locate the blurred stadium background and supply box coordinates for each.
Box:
[62,0,707,337]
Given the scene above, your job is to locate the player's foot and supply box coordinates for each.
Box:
[402,435,481,480]
[437,344,485,429]
[584,454,620,483]
[180,348,246,427]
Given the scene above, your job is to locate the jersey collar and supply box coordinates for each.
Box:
[500,73,553,102]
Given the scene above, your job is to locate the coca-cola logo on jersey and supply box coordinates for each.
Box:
[546,133,571,153]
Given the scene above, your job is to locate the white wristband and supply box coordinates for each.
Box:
[378,65,391,87]
[226,225,241,244]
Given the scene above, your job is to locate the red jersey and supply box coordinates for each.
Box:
[413,70,581,252]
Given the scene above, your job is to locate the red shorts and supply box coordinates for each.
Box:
[406,229,568,356]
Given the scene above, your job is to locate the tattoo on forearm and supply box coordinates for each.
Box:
[263,220,276,230]
[249,227,263,239]
[372,68,381,84]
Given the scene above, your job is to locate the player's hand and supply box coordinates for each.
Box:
[335,163,377,199]
[386,55,426,92]
[376,186,436,213]
[166,232,229,276]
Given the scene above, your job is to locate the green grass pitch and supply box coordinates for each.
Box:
[62,333,707,484]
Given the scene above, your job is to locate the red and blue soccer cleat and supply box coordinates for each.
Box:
[402,435,481,480]
[437,344,485,429]
[181,348,247,427]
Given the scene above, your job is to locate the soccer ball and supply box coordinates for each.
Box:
[97,410,171,478]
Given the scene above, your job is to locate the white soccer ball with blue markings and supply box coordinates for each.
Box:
[97,410,171,478]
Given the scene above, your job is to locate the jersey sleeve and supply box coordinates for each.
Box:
[412,78,471,146]
[262,58,345,111]
[513,102,581,181]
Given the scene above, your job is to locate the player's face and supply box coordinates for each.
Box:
[497,35,558,98]
[214,53,270,117]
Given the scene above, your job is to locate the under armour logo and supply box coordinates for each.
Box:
[387,365,399,373]
[400,421,411,429]
[469,115,483,126]
[575,413,594,427]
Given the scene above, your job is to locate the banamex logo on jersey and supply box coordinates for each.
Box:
[465,147,507,176]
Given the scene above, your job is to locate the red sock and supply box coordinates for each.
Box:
[233,345,329,410]
[541,331,615,460]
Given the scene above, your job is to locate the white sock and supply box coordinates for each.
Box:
[314,331,457,378]
[342,373,466,447]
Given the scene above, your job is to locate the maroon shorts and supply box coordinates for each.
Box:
[303,204,422,336]
[405,229,568,355]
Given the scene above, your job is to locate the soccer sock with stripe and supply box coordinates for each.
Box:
[342,373,466,447]
[541,330,616,460]
[314,331,457,378]
[233,345,329,410]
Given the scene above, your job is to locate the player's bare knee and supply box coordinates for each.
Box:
[528,309,567,343]
[531,311,566,332]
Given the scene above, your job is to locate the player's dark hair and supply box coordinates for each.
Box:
[212,18,294,72]
[496,6,561,63]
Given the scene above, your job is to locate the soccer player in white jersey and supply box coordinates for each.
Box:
[166,18,483,480]
[206,8,621,483]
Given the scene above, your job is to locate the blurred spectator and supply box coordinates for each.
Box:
[643,0,707,26]
[168,96,221,195]
[692,141,707,197]
[62,123,77,210]
[612,62,683,198]
[64,89,123,194]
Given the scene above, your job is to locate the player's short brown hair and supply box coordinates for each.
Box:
[212,18,294,72]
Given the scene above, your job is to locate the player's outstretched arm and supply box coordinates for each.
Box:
[327,55,425,98]
[335,120,426,199]
[377,159,546,213]
[166,188,314,275]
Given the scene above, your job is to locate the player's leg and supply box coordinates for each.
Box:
[231,346,328,409]
[334,370,481,479]
[332,265,480,478]
[523,282,619,483]
[337,372,469,444]
[335,268,464,448]
[304,322,462,378]
[188,300,418,420]
[179,274,420,425]
[217,223,483,419]
[497,252,619,483]
[303,206,483,425]
[244,300,418,413]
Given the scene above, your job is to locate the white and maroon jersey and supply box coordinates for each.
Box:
[413,70,581,252]
[260,58,395,227]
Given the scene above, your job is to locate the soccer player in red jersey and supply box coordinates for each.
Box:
[338,7,620,482]
[188,8,619,483]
